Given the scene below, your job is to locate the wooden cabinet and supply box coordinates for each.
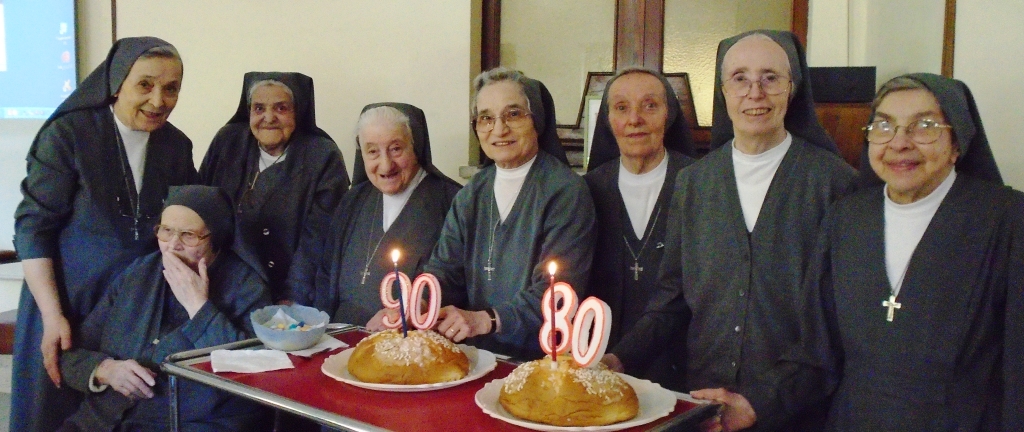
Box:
[815,102,872,170]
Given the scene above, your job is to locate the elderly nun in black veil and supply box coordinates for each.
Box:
[12,37,197,432]
[200,72,349,302]
[424,67,595,359]
[583,67,696,383]
[604,31,855,431]
[286,103,461,327]
[57,185,272,431]
[813,73,1024,431]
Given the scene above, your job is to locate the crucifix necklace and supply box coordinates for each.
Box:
[622,206,661,281]
[882,262,912,322]
[484,198,500,281]
[360,194,387,284]
[113,126,142,240]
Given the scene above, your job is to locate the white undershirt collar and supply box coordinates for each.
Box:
[883,169,957,295]
[618,155,668,238]
[382,168,427,232]
[110,105,150,193]
[732,132,792,232]
[493,155,537,222]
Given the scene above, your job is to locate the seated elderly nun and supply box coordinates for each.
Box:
[425,68,596,359]
[605,30,856,431]
[813,73,1024,431]
[12,36,197,432]
[199,72,349,302]
[57,185,272,431]
[286,103,461,326]
[583,67,696,383]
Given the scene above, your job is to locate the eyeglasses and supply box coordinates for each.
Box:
[863,119,952,145]
[722,73,791,97]
[154,224,211,247]
[472,107,532,133]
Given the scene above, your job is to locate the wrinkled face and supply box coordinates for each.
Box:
[158,205,215,269]
[249,84,296,150]
[475,81,539,169]
[607,72,669,160]
[721,36,792,145]
[112,56,183,132]
[359,120,421,195]
[869,89,958,204]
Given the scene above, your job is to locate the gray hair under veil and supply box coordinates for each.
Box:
[857,73,1003,188]
[351,102,460,187]
[224,72,331,141]
[43,37,180,131]
[163,185,235,251]
[245,79,295,108]
[471,67,570,166]
[587,67,697,170]
[710,30,837,153]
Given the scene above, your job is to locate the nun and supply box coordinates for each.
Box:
[57,185,273,431]
[199,72,349,302]
[425,67,596,359]
[12,37,197,432]
[605,30,856,431]
[583,67,696,383]
[286,103,461,326]
[816,74,1024,431]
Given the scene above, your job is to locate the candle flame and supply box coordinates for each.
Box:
[391,249,400,264]
[548,261,557,276]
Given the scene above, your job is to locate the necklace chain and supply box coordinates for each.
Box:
[484,198,499,281]
[113,125,142,240]
[361,194,387,284]
[622,206,661,281]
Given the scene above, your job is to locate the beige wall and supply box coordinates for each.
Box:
[109,0,476,181]
[955,0,1024,189]
[664,0,791,126]
[500,1,615,125]
[808,0,1024,190]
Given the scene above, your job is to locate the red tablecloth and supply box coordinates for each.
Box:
[190,330,707,431]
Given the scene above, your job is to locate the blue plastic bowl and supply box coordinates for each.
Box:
[250,304,329,351]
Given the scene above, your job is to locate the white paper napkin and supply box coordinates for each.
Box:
[210,349,294,373]
[286,334,349,358]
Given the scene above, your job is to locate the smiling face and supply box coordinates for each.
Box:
[475,81,539,169]
[721,35,792,148]
[869,89,958,204]
[249,84,297,154]
[359,119,421,195]
[607,72,669,162]
[158,205,215,270]
[112,56,183,132]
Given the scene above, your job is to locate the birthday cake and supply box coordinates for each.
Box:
[347,329,470,385]
[499,355,639,426]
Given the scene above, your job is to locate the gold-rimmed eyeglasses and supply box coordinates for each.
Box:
[863,119,952,145]
[154,224,211,247]
[472,107,532,133]
[722,73,792,97]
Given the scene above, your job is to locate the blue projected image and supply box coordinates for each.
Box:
[0,0,77,119]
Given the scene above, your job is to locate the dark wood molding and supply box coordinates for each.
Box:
[481,0,501,71]
[942,0,956,77]
[614,0,664,70]
[642,0,664,71]
[791,0,809,48]
[111,0,117,42]
[615,0,642,69]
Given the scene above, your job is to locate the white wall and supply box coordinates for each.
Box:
[808,0,1023,190]
[664,0,791,126]
[954,0,1024,189]
[114,0,476,181]
[500,1,615,125]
